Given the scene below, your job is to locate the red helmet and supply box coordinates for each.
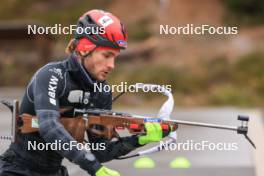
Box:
[74,9,127,52]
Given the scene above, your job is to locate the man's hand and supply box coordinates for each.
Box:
[138,122,163,145]
[95,166,120,176]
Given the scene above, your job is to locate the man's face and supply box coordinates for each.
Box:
[82,50,119,81]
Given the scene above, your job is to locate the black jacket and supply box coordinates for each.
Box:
[9,55,140,175]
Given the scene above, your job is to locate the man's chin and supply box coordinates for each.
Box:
[97,75,107,82]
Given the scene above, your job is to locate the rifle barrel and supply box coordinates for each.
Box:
[170,119,238,132]
[132,114,238,132]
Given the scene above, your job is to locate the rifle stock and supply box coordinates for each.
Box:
[19,113,178,142]
[20,114,87,143]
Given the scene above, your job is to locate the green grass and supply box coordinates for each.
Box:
[223,0,264,25]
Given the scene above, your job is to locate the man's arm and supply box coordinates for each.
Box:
[88,93,142,162]
[88,132,141,163]
[33,65,101,175]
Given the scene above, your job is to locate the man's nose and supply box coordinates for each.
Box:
[107,57,115,70]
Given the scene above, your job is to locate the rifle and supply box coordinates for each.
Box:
[18,109,178,142]
[0,84,256,159]
[19,108,255,147]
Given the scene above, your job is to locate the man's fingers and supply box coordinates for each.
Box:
[145,122,154,134]
[105,167,120,176]
[152,123,162,140]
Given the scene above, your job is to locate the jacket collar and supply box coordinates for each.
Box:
[63,54,106,89]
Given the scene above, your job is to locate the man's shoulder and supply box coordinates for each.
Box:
[35,60,67,80]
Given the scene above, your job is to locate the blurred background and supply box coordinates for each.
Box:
[0,0,264,107]
[0,0,263,176]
